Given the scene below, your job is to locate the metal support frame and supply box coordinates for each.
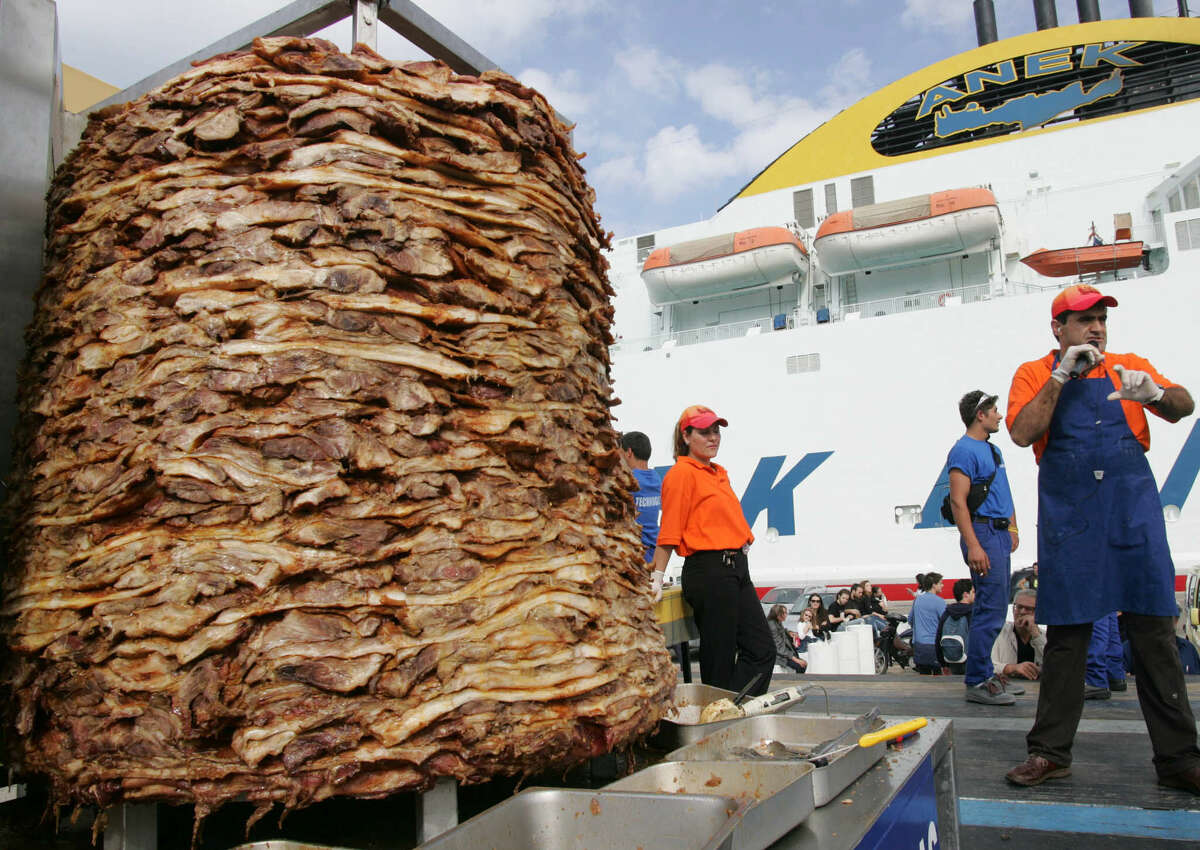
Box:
[415,777,459,843]
[352,0,379,51]
[91,0,499,111]
[102,803,157,850]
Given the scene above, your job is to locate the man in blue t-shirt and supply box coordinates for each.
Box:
[947,390,1020,706]
[620,431,662,566]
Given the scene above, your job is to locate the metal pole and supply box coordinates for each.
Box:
[1180,1,1191,17]
[352,0,379,50]
[974,0,999,45]
[416,778,459,843]
[1129,0,1155,15]
[1033,0,1059,30]
[1076,0,1101,23]
[0,0,57,481]
[103,804,157,850]
[93,0,348,110]
[379,0,499,75]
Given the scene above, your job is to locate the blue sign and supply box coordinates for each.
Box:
[858,754,940,850]
[934,69,1124,137]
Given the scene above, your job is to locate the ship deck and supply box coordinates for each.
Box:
[3,671,1199,849]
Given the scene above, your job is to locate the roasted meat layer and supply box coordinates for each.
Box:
[2,37,673,817]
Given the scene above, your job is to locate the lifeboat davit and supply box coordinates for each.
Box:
[814,188,1001,275]
[640,227,808,306]
[1020,242,1145,277]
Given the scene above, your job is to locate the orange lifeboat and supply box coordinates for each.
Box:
[640,227,808,306]
[814,188,1000,275]
[1020,242,1145,277]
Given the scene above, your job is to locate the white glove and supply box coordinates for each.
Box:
[1106,364,1164,405]
[1051,344,1102,383]
[651,570,664,602]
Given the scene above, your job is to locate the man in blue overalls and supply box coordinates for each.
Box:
[946,390,1020,706]
[1003,284,1200,794]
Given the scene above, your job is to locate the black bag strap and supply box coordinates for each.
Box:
[982,442,1001,491]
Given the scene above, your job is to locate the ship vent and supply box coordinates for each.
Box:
[636,234,656,263]
[786,353,821,374]
[793,188,815,228]
[851,176,876,207]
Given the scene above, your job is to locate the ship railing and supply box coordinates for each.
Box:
[610,280,1057,354]
[840,282,994,319]
[610,316,773,354]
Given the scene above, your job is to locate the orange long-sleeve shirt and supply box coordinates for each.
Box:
[656,456,753,557]
[1006,350,1177,463]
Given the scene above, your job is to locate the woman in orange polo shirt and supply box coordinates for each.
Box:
[650,405,774,696]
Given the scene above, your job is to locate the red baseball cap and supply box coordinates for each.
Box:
[678,404,728,434]
[1051,284,1118,318]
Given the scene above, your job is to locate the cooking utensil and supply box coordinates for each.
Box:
[733,672,764,706]
[857,717,927,748]
[809,707,881,759]
[699,673,767,723]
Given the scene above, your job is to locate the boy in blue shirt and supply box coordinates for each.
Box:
[621,431,662,565]
[947,390,1020,706]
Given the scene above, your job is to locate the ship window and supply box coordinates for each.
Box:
[1184,179,1200,211]
[824,183,838,215]
[1168,191,1182,213]
[793,189,815,229]
[786,353,821,374]
[636,234,656,263]
[851,176,876,208]
[1175,219,1200,251]
[1181,218,1200,250]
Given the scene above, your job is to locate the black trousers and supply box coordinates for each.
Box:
[1028,614,1200,777]
[681,549,774,697]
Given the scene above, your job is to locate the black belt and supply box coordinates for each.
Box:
[973,516,1010,530]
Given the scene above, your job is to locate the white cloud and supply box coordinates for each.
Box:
[517,67,593,116]
[417,0,602,59]
[594,47,874,209]
[821,48,872,105]
[901,0,975,32]
[614,46,683,97]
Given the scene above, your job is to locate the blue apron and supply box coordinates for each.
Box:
[1036,363,1176,625]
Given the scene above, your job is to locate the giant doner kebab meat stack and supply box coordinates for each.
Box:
[1,36,674,817]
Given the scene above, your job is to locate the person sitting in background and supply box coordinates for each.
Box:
[863,581,889,614]
[795,607,821,650]
[767,604,807,674]
[992,589,1046,681]
[911,572,947,674]
[937,578,975,675]
[854,581,888,635]
[1010,561,1038,601]
[806,594,833,640]
[826,588,857,631]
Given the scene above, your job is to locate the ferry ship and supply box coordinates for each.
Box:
[604,6,1200,601]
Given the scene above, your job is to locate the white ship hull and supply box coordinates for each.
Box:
[607,18,1200,597]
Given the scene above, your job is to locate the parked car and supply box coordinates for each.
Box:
[760,585,845,619]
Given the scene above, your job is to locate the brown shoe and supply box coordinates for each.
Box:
[1006,755,1071,787]
[1158,764,1200,796]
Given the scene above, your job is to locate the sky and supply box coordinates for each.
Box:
[56,0,1183,240]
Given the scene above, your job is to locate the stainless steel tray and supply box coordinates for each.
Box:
[651,682,796,750]
[415,787,740,850]
[665,713,887,807]
[607,760,814,850]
